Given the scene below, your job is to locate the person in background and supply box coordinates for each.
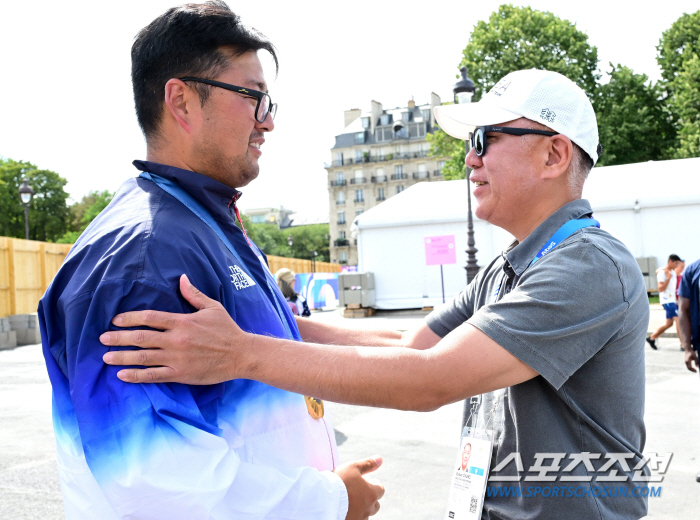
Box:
[647,254,683,350]
[678,257,700,482]
[276,268,311,317]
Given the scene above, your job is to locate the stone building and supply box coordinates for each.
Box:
[326,95,448,265]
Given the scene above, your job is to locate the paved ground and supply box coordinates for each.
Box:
[0,307,698,519]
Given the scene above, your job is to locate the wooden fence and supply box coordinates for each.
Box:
[0,237,72,318]
[0,236,339,318]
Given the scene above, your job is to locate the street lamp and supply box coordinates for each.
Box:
[453,66,479,284]
[287,235,293,257]
[18,178,35,241]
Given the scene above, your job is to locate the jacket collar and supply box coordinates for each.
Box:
[504,199,594,276]
[133,160,241,222]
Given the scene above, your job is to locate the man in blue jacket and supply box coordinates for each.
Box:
[38,2,383,519]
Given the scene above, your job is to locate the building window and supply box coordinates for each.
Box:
[356,209,363,217]
[355,131,365,144]
[250,215,265,224]
[336,171,344,183]
[355,189,363,203]
[376,126,394,142]
[397,185,404,194]
[438,160,446,169]
[402,112,411,122]
[409,122,426,138]
[339,230,346,239]
[395,165,403,174]
[380,114,392,125]
[377,187,385,200]
[361,117,370,129]
[355,150,363,162]
[335,152,343,165]
[337,191,345,204]
[337,211,346,224]
[340,251,348,263]
[421,109,431,121]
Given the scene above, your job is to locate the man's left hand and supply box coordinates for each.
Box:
[101,274,249,384]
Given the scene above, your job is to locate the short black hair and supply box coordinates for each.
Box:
[131,1,278,140]
[669,254,682,262]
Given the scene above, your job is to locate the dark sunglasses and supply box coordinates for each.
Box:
[179,77,277,123]
[470,126,558,157]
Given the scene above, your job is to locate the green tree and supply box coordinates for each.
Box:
[427,124,465,181]
[594,64,675,166]
[656,10,700,87]
[237,216,331,262]
[461,4,599,100]
[430,4,600,179]
[58,190,114,243]
[657,11,700,159]
[0,158,71,241]
[670,53,700,158]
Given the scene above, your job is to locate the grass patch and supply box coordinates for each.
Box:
[648,295,659,304]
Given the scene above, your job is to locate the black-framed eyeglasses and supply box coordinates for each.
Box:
[470,126,558,157]
[179,77,277,123]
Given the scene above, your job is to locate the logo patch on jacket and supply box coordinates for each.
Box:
[229,265,257,290]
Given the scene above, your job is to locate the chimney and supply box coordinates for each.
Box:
[344,108,361,128]
[430,92,442,128]
[370,100,383,134]
[408,97,415,108]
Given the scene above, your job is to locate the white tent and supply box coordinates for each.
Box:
[353,157,700,310]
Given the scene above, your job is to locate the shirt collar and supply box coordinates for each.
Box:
[505,199,594,276]
[133,160,241,222]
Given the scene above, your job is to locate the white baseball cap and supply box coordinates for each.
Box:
[434,69,601,164]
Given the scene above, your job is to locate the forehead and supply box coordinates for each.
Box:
[219,50,268,91]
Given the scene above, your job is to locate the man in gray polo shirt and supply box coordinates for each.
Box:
[101,69,650,519]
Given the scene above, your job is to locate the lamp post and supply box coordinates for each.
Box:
[453,66,479,284]
[18,178,35,240]
[312,250,318,273]
[287,235,293,257]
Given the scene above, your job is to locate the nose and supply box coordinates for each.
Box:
[256,109,275,133]
[466,146,482,171]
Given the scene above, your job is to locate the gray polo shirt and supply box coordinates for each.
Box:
[426,199,649,520]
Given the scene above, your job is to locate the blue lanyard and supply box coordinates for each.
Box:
[493,217,600,302]
[139,172,294,340]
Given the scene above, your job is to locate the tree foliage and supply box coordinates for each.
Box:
[657,10,700,159]
[0,158,71,241]
[57,190,114,243]
[656,10,700,86]
[594,65,675,166]
[427,126,465,181]
[238,215,330,262]
[460,5,599,101]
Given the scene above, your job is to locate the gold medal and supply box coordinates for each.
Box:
[304,396,324,419]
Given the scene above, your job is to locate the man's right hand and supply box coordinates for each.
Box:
[335,457,385,519]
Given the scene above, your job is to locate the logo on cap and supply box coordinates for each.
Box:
[490,79,511,97]
[540,108,556,123]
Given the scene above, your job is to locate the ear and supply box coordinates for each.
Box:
[542,134,573,180]
[163,79,200,134]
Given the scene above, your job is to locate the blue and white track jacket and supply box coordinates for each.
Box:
[38,161,347,519]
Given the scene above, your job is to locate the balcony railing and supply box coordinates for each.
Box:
[412,172,429,180]
[376,196,386,202]
[390,173,408,180]
[349,177,367,185]
[334,239,349,247]
[330,150,431,168]
[330,180,347,186]
[354,198,364,203]
[336,200,345,205]
[433,169,442,176]
[371,175,388,183]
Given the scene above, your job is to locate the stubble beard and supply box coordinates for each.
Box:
[194,141,259,190]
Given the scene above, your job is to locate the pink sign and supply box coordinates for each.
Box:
[424,235,457,266]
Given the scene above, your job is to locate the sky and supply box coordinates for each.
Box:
[1,0,698,219]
